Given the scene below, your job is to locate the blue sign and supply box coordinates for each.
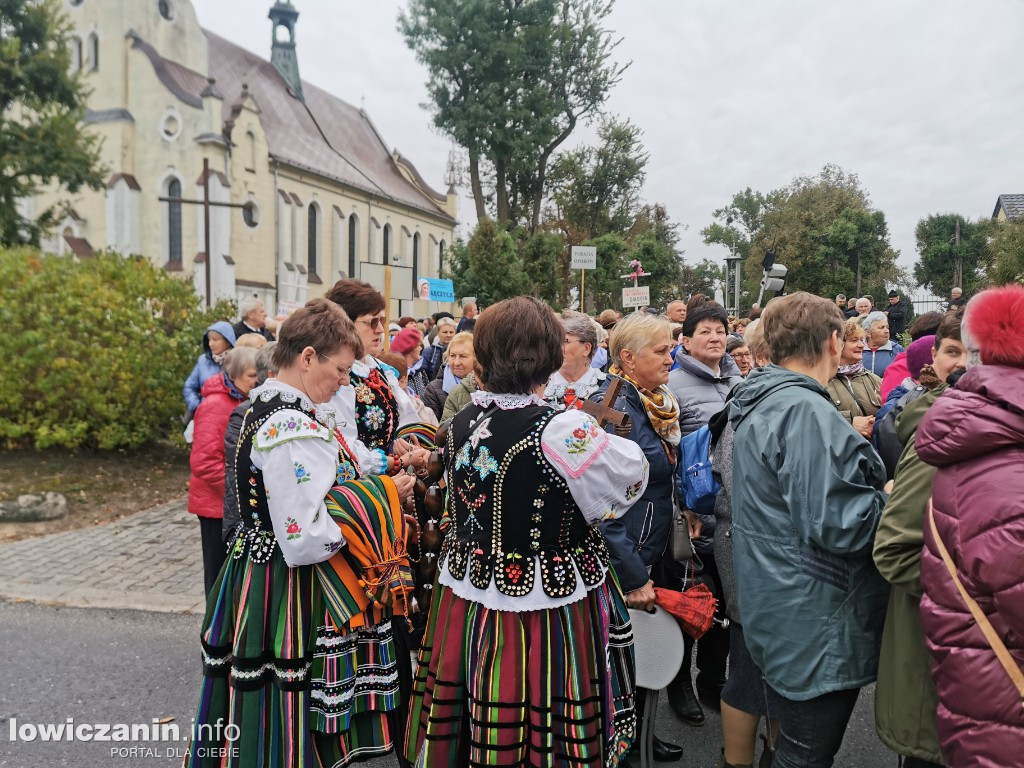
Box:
[417,277,455,303]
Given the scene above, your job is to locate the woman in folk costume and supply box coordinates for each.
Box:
[325,280,438,465]
[406,296,649,768]
[186,299,418,768]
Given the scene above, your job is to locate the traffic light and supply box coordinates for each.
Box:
[761,264,787,293]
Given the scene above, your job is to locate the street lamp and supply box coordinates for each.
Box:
[723,216,743,315]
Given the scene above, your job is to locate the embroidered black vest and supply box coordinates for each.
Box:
[439,403,610,598]
[230,389,355,564]
[350,365,399,450]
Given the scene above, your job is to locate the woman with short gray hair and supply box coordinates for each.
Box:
[861,311,905,377]
[545,313,606,404]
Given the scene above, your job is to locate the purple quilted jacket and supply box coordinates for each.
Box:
[916,365,1024,768]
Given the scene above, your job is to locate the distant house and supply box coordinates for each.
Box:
[30,0,457,317]
[992,194,1024,221]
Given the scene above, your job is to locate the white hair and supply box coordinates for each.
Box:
[860,311,887,330]
[240,297,264,320]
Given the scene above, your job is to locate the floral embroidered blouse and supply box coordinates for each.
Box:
[438,390,650,611]
[249,380,350,568]
[544,367,607,406]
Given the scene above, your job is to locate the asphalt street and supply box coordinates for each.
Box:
[0,600,896,768]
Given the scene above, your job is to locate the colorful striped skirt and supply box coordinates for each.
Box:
[404,580,637,767]
[185,545,409,768]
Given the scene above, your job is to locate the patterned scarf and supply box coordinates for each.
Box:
[610,365,681,446]
[838,362,864,378]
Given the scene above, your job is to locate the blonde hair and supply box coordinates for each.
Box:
[235,332,268,349]
[444,331,475,362]
[609,312,672,368]
[842,317,866,341]
[223,346,259,381]
[744,319,770,364]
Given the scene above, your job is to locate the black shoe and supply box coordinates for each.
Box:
[666,677,705,726]
[696,681,722,712]
[653,736,684,762]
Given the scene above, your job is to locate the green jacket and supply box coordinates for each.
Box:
[872,384,947,765]
[441,373,478,422]
[826,369,883,422]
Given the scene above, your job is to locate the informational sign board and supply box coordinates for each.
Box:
[570,245,597,270]
[622,286,651,308]
[417,277,456,303]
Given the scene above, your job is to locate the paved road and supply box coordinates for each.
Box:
[0,502,897,767]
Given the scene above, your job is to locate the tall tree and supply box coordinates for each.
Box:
[986,216,1024,285]
[0,0,105,246]
[700,187,780,262]
[445,218,530,306]
[913,214,989,297]
[745,165,901,300]
[681,258,724,298]
[399,0,627,232]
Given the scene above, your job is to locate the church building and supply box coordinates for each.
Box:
[35,0,458,317]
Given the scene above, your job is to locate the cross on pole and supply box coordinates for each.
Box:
[620,259,652,313]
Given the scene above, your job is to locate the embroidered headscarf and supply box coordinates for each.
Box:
[609,365,681,446]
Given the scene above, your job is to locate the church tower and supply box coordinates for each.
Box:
[268,1,303,100]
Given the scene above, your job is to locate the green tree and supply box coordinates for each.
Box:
[520,229,565,306]
[582,233,630,311]
[700,187,780,262]
[746,165,901,300]
[628,234,684,309]
[986,216,1024,285]
[445,218,530,306]
[399,0,626,232]
[0,0,105,246]
[681,258,724,298]
[913,214,989,297]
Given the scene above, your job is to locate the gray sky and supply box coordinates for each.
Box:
[195,0,1024,287]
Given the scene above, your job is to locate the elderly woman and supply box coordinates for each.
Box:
[827,317,883,439]
[862,310,905,377]
[406,297,648,767]
[727,336,753,377]
[730,292,889,768]
[743,319,771,370]
[592,311,685,762]
[183,320,237,417]
[186,299,418,768]
[423,331,474,419]
[918,286,1024,768]
[416,316,456,386]
[326,279,433,475]
[188,345,258,595]
[545,313,607,404]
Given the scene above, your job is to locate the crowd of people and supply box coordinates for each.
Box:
[177,281,1022,768]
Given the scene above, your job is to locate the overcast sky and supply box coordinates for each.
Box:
[195,0,1024,288]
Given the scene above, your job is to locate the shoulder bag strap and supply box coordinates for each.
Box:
[928,498,1024,710]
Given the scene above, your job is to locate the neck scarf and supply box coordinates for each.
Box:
[211,350,228,366]
[838,362,864,378]
[442,365,462,395]
[610,364,681,446]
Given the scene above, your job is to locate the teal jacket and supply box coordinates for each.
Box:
[729,365,890,701]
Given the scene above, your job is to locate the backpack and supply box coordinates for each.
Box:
[676,407,729,515]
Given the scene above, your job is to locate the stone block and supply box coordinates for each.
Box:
[0,492,69,522]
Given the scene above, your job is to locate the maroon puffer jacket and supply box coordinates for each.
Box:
[916,365,1024,768]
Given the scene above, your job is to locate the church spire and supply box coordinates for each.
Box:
[268,1,303,101]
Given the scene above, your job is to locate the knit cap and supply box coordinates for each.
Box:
[906,335,935,380]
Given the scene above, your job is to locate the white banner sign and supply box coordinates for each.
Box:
[570,246,597,270]
[622,286,650,308]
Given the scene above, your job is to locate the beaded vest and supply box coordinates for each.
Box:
[350,366,399,450]
[230,388,356,564]
[439,403,610,598]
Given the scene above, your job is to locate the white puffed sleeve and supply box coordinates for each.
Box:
[250,408,345,567]
[541,410,650,524]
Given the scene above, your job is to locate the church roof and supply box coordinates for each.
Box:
[993,194,1024,220]
[204,31,453,222]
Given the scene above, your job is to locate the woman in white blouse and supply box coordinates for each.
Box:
[544,312,607,405]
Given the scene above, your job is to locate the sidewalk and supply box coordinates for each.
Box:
[0,498,206,614]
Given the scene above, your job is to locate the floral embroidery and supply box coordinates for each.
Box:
[354,383,375,405]
[324,540,342,554]
[625,478,643,501]
[249,498,258,507]
[336,460,357,484]
[455,443,472,471]
[472,446,499,480]
[285,517,302,540]
[504,552,524,583]
[533,498,544,508]
[361,405,386,431]
[293,461,311,484]
[564,419,602,454]
[468,416,493,449]
[260,416,321,442]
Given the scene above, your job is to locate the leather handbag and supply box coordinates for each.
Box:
[928,500,1024,708]
[669,506,694,562]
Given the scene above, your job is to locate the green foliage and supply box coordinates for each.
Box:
[700,187,780,262]
[400,0,626,231]
[913,214,989,297]
[445,218,530,307]
[743,165,902,301]
[0,0,106,246]
[582,233,631,311]
[681,259,724,298]
[0,248,232,449]
[520,230,565,306]
[986,217,1024,285]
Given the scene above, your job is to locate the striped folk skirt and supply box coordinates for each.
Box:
[405,580,637,767]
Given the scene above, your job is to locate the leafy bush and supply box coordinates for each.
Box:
[0,248,234,449]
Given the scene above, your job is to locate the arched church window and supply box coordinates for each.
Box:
[166,178,182,265]
[439,239,446,276]
[412,232,421,288]
[307,205,319,275]
[87,32,98,72]
[382,224,391,266]
[158,0,174,22]
[348,215,359,278]
[245,131,256,172]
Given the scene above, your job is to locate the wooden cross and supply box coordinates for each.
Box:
[579,377,631,436]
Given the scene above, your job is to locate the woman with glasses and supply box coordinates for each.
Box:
[544,313,606,405]
[727,336,753,377]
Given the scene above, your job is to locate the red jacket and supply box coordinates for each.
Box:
[917,366,1024,768]
[879,351,909,401]
[188,373,245,519]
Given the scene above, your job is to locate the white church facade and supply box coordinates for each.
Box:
[35,0,458,317]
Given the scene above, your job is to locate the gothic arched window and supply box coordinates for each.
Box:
[382,224,391,266]
[348,214,358,277]
[87,32,99,71]
[412,232,421,288]
[307,204,319,275]
[166,178,182,265]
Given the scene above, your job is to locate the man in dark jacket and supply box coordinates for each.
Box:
[885,290,911,337]
[232,298,275,342]
[222,342,278,542]
[730,292,890,768]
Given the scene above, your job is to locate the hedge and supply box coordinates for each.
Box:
[0,248,234,449]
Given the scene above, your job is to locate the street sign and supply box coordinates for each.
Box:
[622,286,650,308]
[570,246,597,270]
